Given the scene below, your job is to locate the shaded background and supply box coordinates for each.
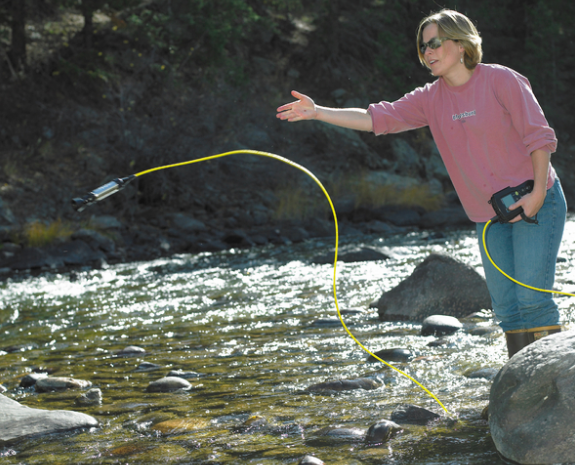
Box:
[1,0,574,244]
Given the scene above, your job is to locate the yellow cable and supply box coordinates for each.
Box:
[135,149,451,416]
[482,219,575,297]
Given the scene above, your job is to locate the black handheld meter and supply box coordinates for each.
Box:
[488,180,538,224]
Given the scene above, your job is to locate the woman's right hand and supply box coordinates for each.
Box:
[276,90,317,122]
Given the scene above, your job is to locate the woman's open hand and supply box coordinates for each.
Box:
[276,90,317,122]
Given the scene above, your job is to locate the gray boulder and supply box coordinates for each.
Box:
[372,253,492,321]
[0,394,98,444]
[489,331,575,464]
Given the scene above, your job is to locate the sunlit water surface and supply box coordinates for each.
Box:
[1,216,574,464]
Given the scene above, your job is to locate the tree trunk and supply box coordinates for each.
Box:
[9,0,27,71]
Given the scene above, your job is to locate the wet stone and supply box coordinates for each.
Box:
[35,377,92,393]
[145,376,192,393]
[75,388,103,406]
[306,378,381,392]
[299,455,325,465]
[117,346,146,357]
[391,404,441,425]
[367,348,412,363]
[20,372,48,388]
[365,420,403,444]
[151,418,210,435]
[167,370,201,379]
[465,368,499,380]
[314,426,366,444]
[421,315,463,336]
[134,362,163,372]
[0,384,6,393]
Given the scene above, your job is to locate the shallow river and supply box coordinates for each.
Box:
[1,216,574,464]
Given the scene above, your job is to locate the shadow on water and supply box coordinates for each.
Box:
[1,217,575,463]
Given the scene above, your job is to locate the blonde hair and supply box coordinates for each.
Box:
[417,9,482,70]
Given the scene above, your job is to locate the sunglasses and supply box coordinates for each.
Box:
[419,36,452,54]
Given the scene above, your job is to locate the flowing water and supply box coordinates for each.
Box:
[1,217,575,464]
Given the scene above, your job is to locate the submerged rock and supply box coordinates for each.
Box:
[366,348,412,363]
[306,378,381,392]
[35,377,92,393]
[489,331,575,464]
[117,346,146,357]
[145,377,192,393]
[75,388,103,406]
[0,394,98,444]
[390,404,441,425]
[365,419,403,444]
[20,373,48,388]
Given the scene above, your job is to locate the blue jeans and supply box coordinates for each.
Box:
[476,179,567,332]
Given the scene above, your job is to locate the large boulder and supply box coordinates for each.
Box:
[372,253,492,321]
[489,331,575,464]
[0,394,98,444]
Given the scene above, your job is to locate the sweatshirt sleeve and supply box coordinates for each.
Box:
[493,67,557,155]
[367,85,430,135]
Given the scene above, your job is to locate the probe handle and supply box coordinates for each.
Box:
[72,175,135,212]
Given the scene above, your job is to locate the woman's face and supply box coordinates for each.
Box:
[421,23,465,83]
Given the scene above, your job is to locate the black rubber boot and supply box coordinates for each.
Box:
[505,330,531,358]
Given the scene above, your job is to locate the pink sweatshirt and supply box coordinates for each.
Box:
[367,63,557,222]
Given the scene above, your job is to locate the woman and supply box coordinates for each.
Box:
[276,9,566,358]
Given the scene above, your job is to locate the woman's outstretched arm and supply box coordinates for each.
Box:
[276,90,373,132]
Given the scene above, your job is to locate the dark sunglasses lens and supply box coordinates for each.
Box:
[420,37,443,53]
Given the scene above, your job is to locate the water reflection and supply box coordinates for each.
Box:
[1,218,574,463]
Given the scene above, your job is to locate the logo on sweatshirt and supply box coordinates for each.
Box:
[452,110,476,121]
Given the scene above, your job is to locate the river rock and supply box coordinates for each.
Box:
[134,362,163,372]
[167,370,201,379]
[20,373,48,388]
[489,331,575,464]
[366,348,412,363]
[35,377,92,392]
[312,426,366,445]
[0,385,6,393]
[421,315,463,336]
[0,394,98,444]
[117,345,146,356]
[75,388,103,406]
[372,253,492,321]
[365,420,403,444]
[391,404,441,425]
[299,455,325,465]
[145,376,192,393]
[306,378,381,392]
